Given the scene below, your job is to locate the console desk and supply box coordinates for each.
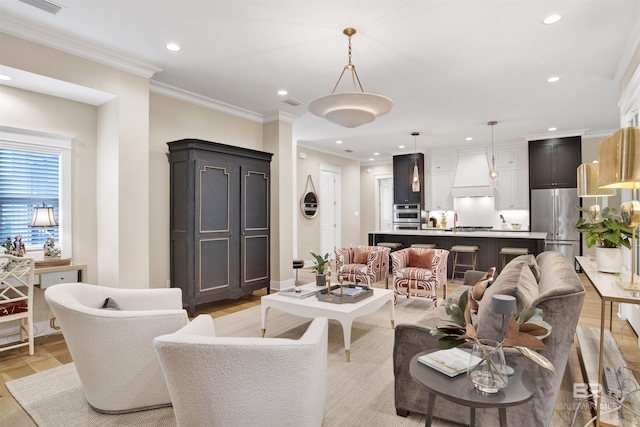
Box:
[33,262,87,289]
[575,256,640,427]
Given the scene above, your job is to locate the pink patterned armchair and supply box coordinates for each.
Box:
[334,246,391,288]
[391,248,449,307]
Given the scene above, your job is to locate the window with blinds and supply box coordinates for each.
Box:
[0,148,60,248]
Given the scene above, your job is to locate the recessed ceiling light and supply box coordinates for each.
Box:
[399,145,405,149]
[374,152,379,156]
[336,140,342,144]
[0,75,12,81]
[547,76,560,83]
[277,90,288,95]
[369,158,374,161]
[548,127,557,131]
[166,43,181,52]
[543,14,562,25]
[466,137,473,141]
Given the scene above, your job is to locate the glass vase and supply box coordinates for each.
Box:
[467,339,508,393]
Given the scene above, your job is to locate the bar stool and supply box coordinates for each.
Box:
[450,245,479,280]
[500,247,529,270]
[411,244,436,249]
[293,259,304,283]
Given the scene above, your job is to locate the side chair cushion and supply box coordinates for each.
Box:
[341,264,368,275]
[408,249,435,269]
[354,247,371,264]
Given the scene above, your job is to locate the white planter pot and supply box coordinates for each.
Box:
[595,247,623,273]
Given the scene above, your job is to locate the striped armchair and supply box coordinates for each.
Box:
[335,245,391,288]
[391,248,449,307]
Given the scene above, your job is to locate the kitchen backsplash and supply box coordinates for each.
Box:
[430,197,529,229]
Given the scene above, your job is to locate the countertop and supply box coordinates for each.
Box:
[369,229,547,240]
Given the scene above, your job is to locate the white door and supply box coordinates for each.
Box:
[379,178,393,230]
[320,167,340,259]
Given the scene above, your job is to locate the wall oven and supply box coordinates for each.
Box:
[393,223,421,231]
[393,204,421,223]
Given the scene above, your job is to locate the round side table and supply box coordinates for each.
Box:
[409,350,536,427]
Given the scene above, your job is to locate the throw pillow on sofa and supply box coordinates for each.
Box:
[476,261,539,342]
[469,267,496,311]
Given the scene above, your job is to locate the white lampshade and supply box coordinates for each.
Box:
[29,205,58,228]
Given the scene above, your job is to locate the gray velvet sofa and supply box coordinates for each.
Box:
[393,251,586,427]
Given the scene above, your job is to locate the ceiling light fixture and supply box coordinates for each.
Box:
[336,140,342,144]
[466,137,473,141]
[488,121,498,179]
[547,76,560,83]
[166,43,181,52]
[543,14,562,25]
[277,90,288,95]
[548,127,557,131]
[0,75,11,81]
[399,145,405,149]
[412,132,420,192]
[308,28,394,128]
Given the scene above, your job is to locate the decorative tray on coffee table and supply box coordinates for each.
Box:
[316,284,373,304]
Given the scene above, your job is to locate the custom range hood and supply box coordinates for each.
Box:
[451,151,497,198]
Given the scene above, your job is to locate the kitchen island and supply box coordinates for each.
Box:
[368,229,547,274]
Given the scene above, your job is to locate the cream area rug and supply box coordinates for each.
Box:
[6,297,578,426]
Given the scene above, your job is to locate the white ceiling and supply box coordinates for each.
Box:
[1,0,639,164]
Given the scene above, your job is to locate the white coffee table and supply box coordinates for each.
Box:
[261,283,395,362]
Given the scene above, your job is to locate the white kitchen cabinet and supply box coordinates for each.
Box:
[495,146,527,168]
[428,152,454,173]
[426,152,456,210]
[496,166,529,209]
[428,170,454,210]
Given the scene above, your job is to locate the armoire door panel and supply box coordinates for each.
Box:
[171,161,188,232]
[199,165,230,232]
[244,170,269,230]
[198,238,230,293]
[244,235,269,282]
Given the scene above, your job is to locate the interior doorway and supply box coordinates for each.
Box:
[375,175,393,231]
[320,165,341,259]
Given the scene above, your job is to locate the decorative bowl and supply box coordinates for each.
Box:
[511,223,522,230]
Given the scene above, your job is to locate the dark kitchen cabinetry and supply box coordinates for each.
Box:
[528,137,581,189]
[167,139,273,316]
[393,153,424,205]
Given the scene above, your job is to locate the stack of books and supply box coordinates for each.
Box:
[418,348,482,377]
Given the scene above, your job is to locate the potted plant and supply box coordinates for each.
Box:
[575,206,633,273]
[310,251,330,287]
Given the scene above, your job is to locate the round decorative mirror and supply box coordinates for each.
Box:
[301,191,319,218]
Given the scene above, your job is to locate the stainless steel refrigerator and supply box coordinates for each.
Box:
[531,188,581,262]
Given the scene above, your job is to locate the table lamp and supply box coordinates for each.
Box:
[597,126,640,287]
[492,294,517,375]
[577,161,616,221]
[29,202,60,258]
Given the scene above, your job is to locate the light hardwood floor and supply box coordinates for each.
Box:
[0,268,638,426]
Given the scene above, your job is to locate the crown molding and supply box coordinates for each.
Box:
[0,13,161,78]
[263,111,299,124]
[296,140,362,163]
[150,80,264,123]
[524,129,588,141]
[584,129,618,139]
[612,2,640,82]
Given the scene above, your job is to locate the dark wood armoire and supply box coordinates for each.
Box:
[167,139,272,316]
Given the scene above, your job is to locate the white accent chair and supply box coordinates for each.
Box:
[44,283,189,413]
[0,256,35,355]
[154,315,328,427]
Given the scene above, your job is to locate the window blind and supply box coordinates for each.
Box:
[0,148,60,248]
